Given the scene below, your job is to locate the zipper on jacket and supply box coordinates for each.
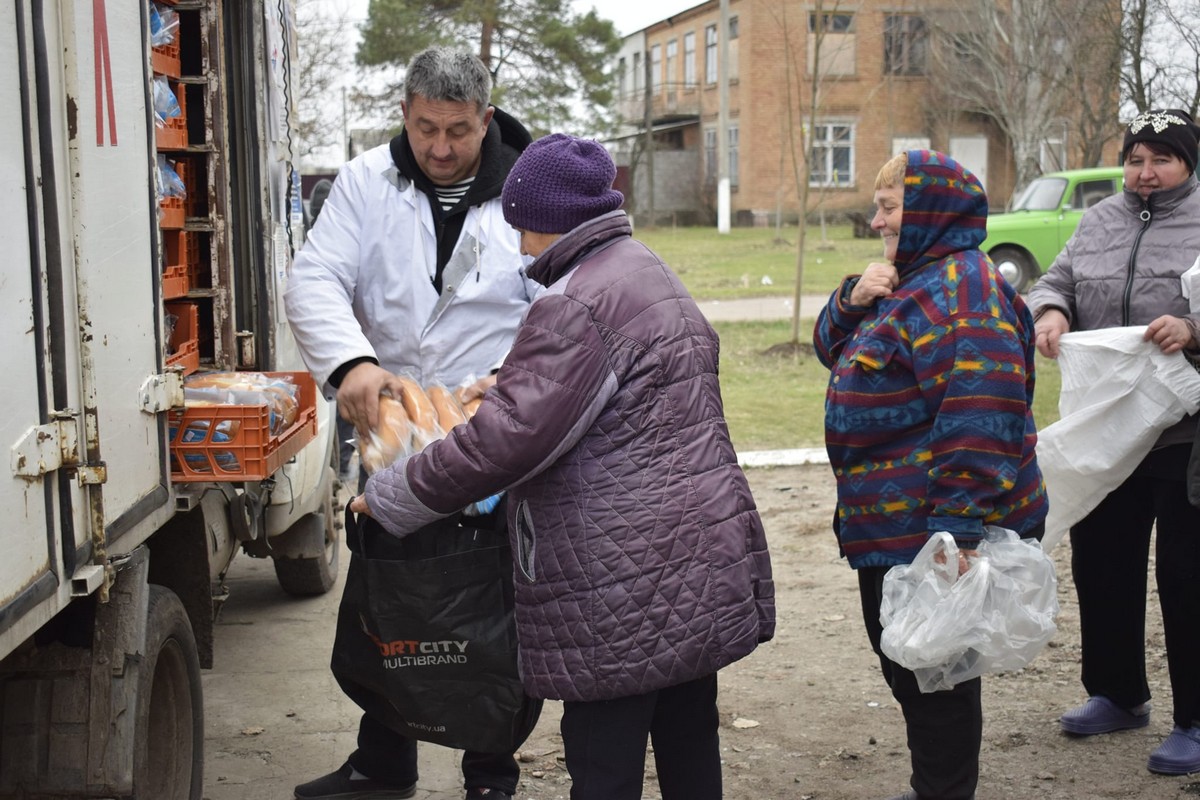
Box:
[1123,207,1153,326]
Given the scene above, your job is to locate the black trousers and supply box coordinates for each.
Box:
[348,712,520,793]
[559,673,722,800]
[859,567,981,800]
[1070,443,1200,728]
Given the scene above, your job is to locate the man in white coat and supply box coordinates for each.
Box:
[284,46,539,800]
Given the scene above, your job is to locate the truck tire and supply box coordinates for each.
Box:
[990,246,1038,293]
[272,481,341,596]
[135,585,204,800]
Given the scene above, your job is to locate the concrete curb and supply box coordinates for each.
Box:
[738,447,829,468]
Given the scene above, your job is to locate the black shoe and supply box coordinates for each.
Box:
[465,789,513,800]
[294,763,416,800]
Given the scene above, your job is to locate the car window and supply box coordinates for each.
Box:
[1069,178,1119,210]
[1011,176,1067,211]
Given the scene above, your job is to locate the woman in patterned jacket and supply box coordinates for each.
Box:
[813,150,1048,800]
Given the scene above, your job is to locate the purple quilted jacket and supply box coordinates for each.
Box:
[366,210,775,702]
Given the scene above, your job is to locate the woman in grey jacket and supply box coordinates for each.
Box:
[1027,109,1200,776]
[356,134,775,800]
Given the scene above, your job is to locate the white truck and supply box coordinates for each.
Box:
[0,2,339,797]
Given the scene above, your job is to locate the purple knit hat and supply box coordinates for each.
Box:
[502,133,624,233]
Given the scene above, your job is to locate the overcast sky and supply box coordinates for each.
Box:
[300,0,698,166]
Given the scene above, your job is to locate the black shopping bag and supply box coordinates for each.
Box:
[331,503,541,753]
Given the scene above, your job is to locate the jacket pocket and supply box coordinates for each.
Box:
[848,337,898,371]
[514,499,537,582]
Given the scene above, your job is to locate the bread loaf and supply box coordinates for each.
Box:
[427,384,468,431]
[359,395,411,474]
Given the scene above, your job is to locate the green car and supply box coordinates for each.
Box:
[981,166,1125,292]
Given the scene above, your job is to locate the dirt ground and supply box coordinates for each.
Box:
[505,463,1195,800]
[202,462,1195,800]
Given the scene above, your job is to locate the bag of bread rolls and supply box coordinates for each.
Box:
[397,375,443,449]
[358,395,413,474]
[426,384,468,432]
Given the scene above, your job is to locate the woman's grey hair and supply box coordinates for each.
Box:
[404,47,492,114]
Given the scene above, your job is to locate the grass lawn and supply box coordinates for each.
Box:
[637,223,883,300]
[639,225,1063,452]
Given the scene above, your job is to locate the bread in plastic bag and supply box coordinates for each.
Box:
[879,527,1059,693]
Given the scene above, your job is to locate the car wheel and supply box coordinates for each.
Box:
[990,247,1038,293]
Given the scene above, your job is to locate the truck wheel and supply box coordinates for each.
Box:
[135,585,204,800]
[990,246,1037,293]
[272,482,341,596]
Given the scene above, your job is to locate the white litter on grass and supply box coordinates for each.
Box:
[732,717,761,729]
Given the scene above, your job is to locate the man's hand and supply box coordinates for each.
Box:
[1034,308,1070,359]
[1144,315,1194,355]
[849,262,899,307]
[336,363,408,434]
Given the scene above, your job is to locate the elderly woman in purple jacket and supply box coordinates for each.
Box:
[354,133,775,800]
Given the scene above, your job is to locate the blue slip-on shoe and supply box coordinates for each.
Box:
[1148,726,1200,775]
[1060,696,1151,735]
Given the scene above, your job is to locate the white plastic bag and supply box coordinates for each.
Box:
[1037,327,1200,551]
[879,527,1059,693]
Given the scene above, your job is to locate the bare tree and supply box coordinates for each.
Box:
[1066,0,1124,166]
[926,0,1096,189]
[1123,0,1200,117]
[294,4,353,160]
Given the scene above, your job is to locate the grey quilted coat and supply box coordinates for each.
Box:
[1027,175,1200,449]
[366,210,775,702]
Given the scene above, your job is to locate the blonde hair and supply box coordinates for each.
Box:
[875,152,908,190]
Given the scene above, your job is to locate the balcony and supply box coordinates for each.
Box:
[615,83,703,128]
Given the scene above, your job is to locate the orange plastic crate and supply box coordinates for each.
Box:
[151,40,180,78]
[168,371,319,482]
[159,157,188,229]
[154,79,187,150]
[165,300,199,374]
[162,264,189,299]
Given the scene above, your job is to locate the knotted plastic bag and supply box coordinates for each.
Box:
[879,527,1059,693]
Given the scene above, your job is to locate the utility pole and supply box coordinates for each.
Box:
[643,43,655,227]
[717,0,730,233]
[342,86,349,161]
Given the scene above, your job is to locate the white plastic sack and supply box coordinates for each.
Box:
[1182,254,1200,313]
[879,528,1059,694]
[1037,327,1200,551]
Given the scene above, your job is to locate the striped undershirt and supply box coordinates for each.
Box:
[434,177,473,212]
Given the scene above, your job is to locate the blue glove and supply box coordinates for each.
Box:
[463,493,502,517]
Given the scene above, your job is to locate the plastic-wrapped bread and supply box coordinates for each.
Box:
[398,375,441,447]
[427,384,468,431]
[359,395,412,474]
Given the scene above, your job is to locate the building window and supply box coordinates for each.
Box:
[1040,136,1067,173]
[884,15,926,76]
[809,123,855,187]
[617,56,627,98]
[666,39,677,91]
[808,12,856,76]
[729,124,739,187]
[729,15,739,38]
[684,31,696,87]
[705,24,718,84]
[705,127,717,182]
[651,44,662,91]
[633,51,642,92]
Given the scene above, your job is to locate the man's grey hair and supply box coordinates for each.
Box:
[404,47,492,114]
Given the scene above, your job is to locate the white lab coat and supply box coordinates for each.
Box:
[284,144,538,396]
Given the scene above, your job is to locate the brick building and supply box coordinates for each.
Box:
[607,0,1122,227]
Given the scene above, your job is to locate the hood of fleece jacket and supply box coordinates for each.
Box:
[894,149,989,278]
